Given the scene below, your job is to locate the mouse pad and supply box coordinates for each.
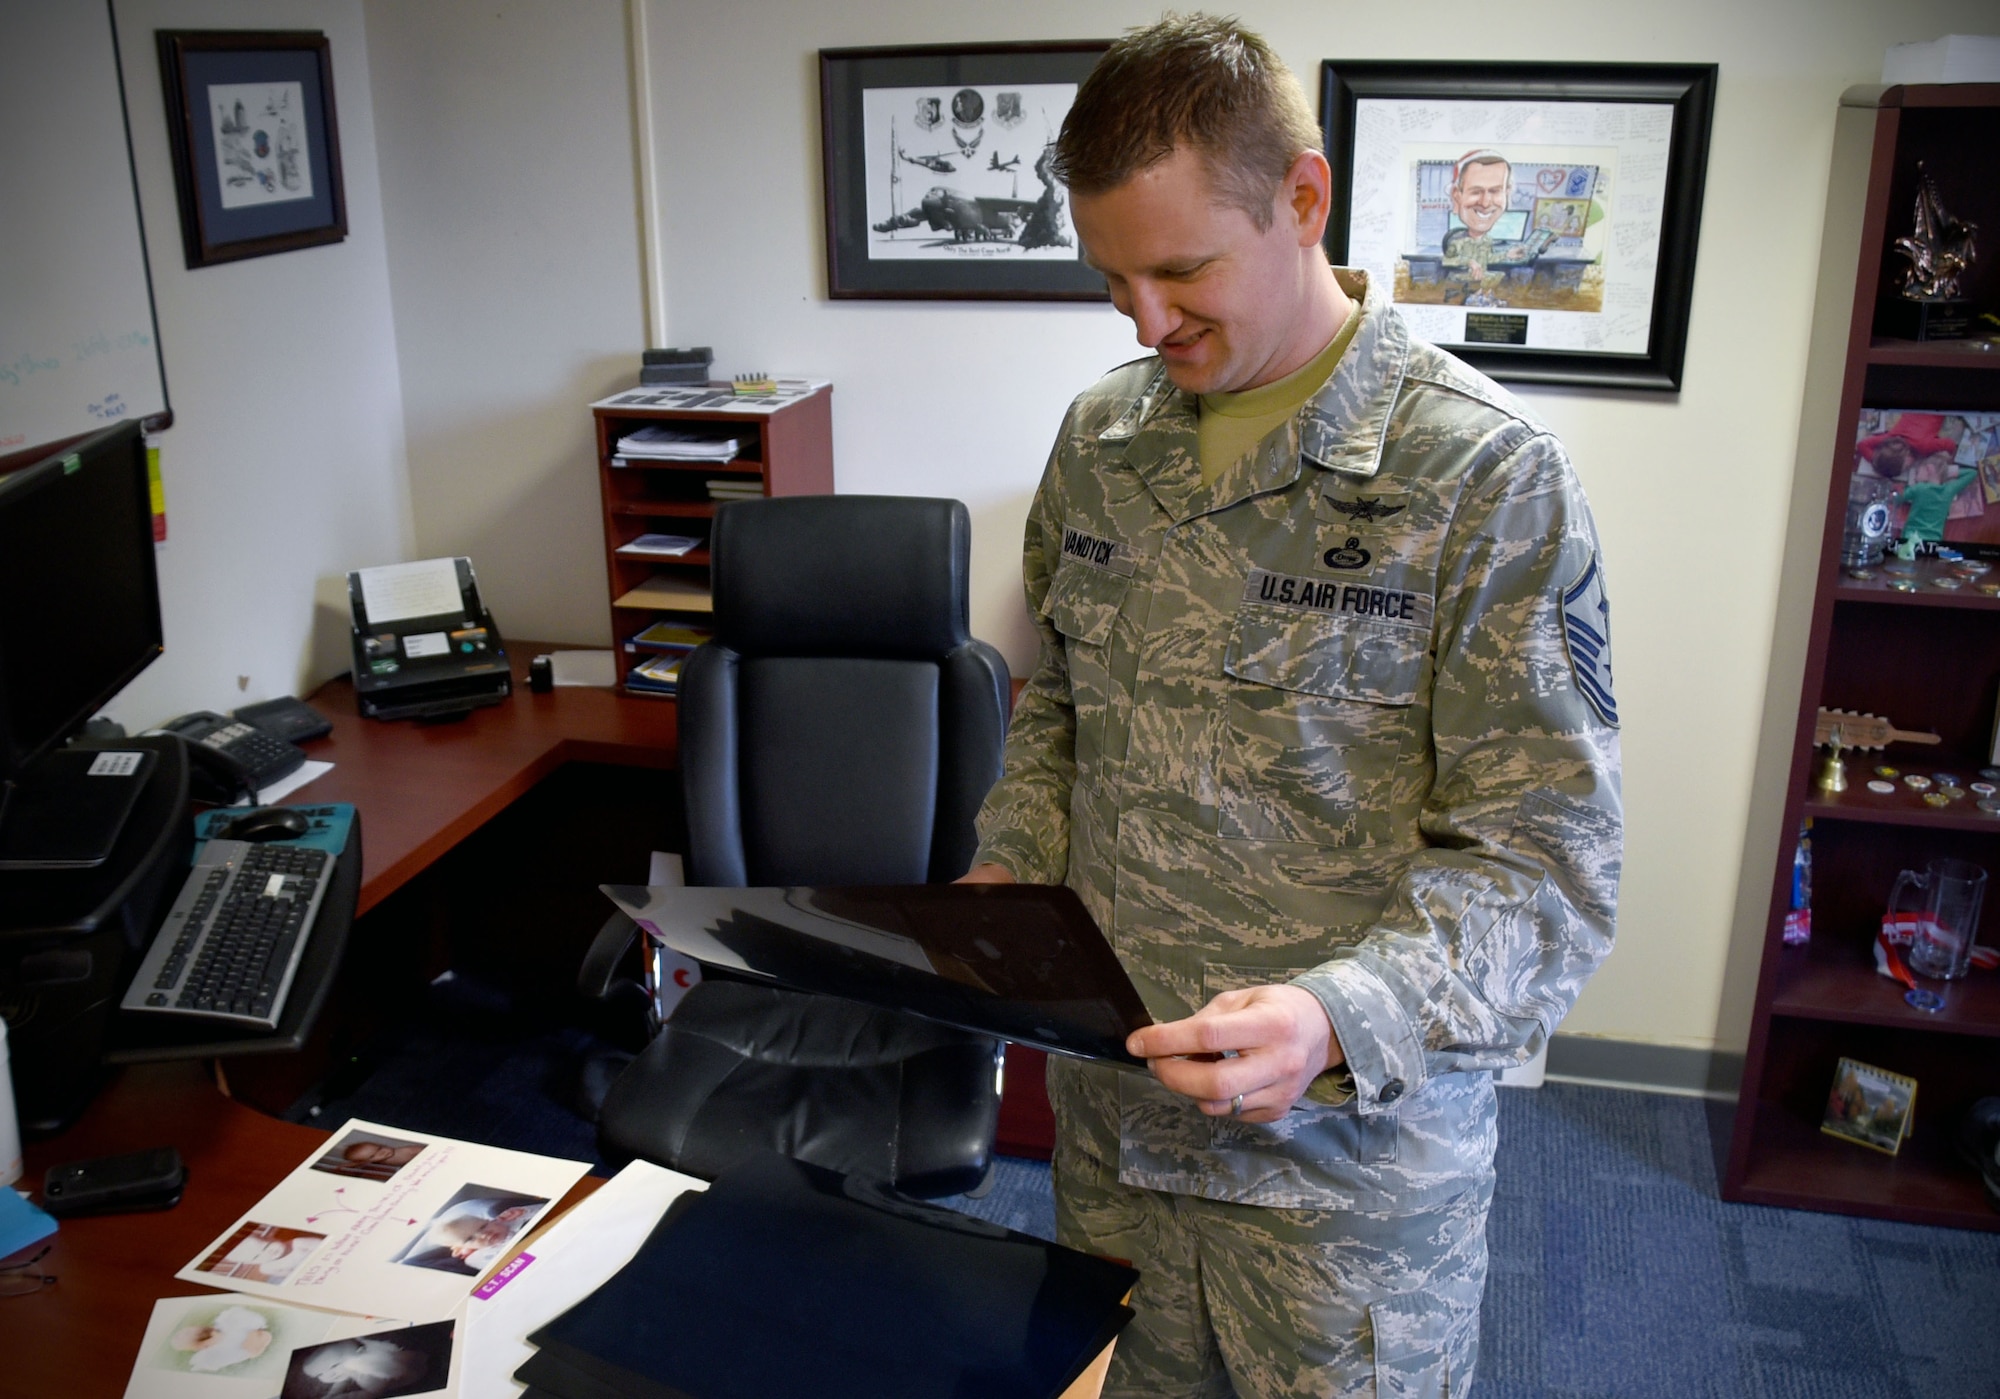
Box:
[194,803,355,860]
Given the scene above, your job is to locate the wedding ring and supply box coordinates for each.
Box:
[1231,1093,1244,1116]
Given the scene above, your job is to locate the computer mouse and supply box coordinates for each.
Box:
[219,807,311,843]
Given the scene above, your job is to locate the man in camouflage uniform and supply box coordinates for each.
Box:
[1437,150,1554,307]
[963,16,1620,1398]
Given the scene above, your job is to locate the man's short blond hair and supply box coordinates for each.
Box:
[1053,13,1320,230]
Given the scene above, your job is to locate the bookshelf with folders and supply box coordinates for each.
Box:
[1724,85,2000,1231]
[591,385,833,697]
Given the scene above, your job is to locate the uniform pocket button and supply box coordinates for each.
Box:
[1378,1079,1405,1104]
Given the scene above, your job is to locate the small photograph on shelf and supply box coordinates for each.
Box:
[1820,1056,1918,1156]
[1846,409,2000,569]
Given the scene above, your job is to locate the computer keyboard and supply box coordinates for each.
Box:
[121,838,332,1030]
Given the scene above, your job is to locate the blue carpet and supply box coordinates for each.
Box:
[309,1003,2000,1397]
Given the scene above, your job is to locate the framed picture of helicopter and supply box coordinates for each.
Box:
[820,42,1110,300]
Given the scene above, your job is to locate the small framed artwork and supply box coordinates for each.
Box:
[157,30,347,269]
[819,42,1109,300]
[1322,61,1716,391]
[1820,1056,1918,1156]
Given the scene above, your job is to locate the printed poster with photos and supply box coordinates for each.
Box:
[1342,98,1672,357]
[175,1120,588,1323]
[1851,408,2000,551]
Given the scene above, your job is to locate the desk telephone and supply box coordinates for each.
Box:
[159,711,307,802]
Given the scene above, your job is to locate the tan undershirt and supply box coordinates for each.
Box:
[1196,309,1360,488]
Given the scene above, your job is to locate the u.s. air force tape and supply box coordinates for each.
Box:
[1242,569,1434,629]
[1060,525,1139,576]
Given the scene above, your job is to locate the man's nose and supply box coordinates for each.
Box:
[1123,280,1180,348]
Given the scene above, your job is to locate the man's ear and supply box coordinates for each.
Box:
[1282,149,1334,248]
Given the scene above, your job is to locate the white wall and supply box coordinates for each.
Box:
[632,0,1998,1055]
[364,0,645,648]
[104,0,412,729]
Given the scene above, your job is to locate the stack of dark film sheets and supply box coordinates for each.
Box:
[517,1152,1138,1399]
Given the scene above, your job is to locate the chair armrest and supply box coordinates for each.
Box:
[577,912,642,1001]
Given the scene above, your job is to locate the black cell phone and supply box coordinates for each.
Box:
[41,1147,186,1217]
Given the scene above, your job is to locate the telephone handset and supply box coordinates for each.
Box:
[158,712,307,803]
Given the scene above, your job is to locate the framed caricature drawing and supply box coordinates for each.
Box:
[1322,61,1716,390]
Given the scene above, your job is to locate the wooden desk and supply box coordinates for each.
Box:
[6,1060,602,1398]
[302,650,678,917]
[3,654,667,1396]
[2,653,1053,1392]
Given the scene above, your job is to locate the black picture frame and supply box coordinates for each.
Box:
[1321,61,1716,391]
[157,30,347,269]
[819,42,1109,301]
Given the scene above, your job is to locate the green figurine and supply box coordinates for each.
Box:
[1898,467,1978,546]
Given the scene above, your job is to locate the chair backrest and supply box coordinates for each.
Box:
[679,496,1010,888]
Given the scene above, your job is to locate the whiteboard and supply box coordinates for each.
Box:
[0,1,169,458]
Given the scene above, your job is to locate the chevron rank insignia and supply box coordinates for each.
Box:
[1561,553,1617,727]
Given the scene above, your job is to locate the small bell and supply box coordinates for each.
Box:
[1816,728,1849,795]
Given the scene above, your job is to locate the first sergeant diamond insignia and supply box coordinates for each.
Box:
[1561,553,1617,727]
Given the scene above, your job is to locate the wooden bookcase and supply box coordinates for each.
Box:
[591,386,833,696]
[1724,85,2000,1230]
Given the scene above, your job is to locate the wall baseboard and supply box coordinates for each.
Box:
[1541,1035,1743,1100]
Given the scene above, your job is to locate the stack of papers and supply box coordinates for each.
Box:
[625,620,711,653]
[126,1121,590,1399]
[461,1161,706,1398]
[514,1152,1136,1399]
[613,426,749,463]
[593,379,829,416]
[706,478,763,502]
[626,651,686,696]
[550,650,618,688]
[613,532,702,560]
[612,574,713,613]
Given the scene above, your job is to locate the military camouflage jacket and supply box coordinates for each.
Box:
[974,272,1621,1212]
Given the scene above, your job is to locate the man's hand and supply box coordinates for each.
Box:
[956,863,1017,885]
[1127,985,1344,1123]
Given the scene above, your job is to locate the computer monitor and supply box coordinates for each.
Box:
[0,421,165,864]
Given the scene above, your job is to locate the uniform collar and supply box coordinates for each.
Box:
[1096,269,1410,515]
[1298,270,1408,480]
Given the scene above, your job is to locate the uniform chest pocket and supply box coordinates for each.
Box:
[1043,562,1133,768]
[1043,560,1130,647]
[1217,606,1429,848]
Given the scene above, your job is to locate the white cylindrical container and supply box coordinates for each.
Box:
[0,1018,20,1186]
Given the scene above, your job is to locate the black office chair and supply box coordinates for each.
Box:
[582,495,1012,1197]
